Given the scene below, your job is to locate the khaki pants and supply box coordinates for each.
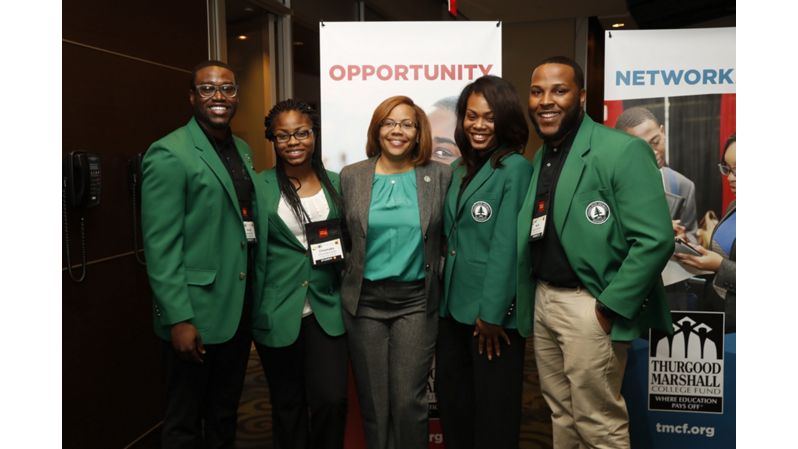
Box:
[533,281,631,449]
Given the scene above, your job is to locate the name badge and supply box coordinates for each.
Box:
[243,220,257,243]
[530,215,546,241]
[306,219,345,267]
[528,197,548,242]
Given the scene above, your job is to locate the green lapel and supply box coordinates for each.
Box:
[455,148,502,217]
[187,118,242,220]
[263,169,305,251]
[264,168,339,251]
[322,171,341,221]
[553,116,594,236]
[446,160,465,220]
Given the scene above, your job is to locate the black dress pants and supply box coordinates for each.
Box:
[160,323,252,449]
[256,315,349,449]
[435,317,526,449]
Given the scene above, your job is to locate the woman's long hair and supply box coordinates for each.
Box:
[264,99,343,224]
[454,75,528,186]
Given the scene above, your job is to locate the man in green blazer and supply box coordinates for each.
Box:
[517,56,673,449]
[141,60,268,449]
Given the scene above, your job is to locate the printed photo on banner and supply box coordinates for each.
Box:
[320,21,502,172]
[603,27,736,326]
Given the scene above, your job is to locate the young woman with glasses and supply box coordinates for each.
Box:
[339,95,452,449]
[675,133,736,331]
[253,99,348,449]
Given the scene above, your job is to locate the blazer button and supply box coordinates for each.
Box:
[302,280,309,288]
[425,264,430,271]
[239,272,246,280]
[423,234,428,241]
[450,250,456,256]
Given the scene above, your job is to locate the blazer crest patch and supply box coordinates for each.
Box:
[471,201,493,223]
[585,201,610,224]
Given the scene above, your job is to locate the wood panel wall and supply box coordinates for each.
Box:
[62,2,207,447]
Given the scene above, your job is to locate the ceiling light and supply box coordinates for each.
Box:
[237,35,248,40]
[611,22,625,28]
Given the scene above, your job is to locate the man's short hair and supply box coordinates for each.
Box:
[189,60,235,89]
[532,56,585,90]
[614,106,659,131]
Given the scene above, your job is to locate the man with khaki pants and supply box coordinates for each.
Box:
[516,56,674,448]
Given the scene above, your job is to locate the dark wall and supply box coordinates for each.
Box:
[62,1,207,447]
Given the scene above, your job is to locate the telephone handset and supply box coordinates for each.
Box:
[128,152,146,265]
[63,151,102,282]
[64,151,101,208]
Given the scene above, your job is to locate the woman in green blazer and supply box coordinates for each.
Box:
[436,75,533,449]
[253,99,348,449]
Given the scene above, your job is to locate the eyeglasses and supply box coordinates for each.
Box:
[273,129,313,143]
[381,119,417,131]
[194,83,239,99]
[717,163,736,177]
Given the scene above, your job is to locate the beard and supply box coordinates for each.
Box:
[530,105,583,145]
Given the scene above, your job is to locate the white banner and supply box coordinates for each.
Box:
[604,28,736,101]
[320,21,501,172]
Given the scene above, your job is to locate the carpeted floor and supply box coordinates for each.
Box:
[236,337,553,448]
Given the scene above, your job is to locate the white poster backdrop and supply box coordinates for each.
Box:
[604,28,736,101]
[320,21,501,172]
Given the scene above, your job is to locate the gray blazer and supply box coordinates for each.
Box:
[662,166,698,243]
[339,156,452,316]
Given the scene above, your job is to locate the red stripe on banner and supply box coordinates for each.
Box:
[719,93,736,211]
[603,100,625,128]
[448,0,457,17]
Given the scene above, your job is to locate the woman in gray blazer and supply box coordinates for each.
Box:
[339,95,452,449]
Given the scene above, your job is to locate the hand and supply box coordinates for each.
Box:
[170,322,206,363]
[594,305,613,334]
[473,319,511,361]
[672,220,687,241]
[674,245,723,272]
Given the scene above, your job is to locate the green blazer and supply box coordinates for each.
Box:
[252,169,345,347]
[516,116,674,341]
[442,151,533,332]
[141,117,269,344]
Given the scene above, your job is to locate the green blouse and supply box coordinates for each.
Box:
[363,169,425,282]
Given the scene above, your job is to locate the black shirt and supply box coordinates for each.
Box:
[529,117,582,287]
[201,127,254,217]
[200,126,256,325]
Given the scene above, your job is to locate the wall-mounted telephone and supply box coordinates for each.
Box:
[128,152,146,265]
[64,151,101,208]
[63,151,102,282]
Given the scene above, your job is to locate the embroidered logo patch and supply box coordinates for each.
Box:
[471,201,493,223]
[585,201,610,224]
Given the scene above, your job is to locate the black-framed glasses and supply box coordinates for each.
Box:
[194,83,238,99]
[381,119,416,131]
[717,163,736,177]
[274,129,313,143]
